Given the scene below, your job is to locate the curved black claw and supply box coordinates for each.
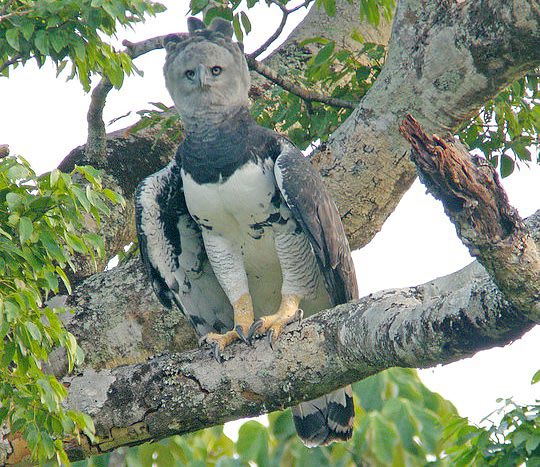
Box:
[210,342,223,363]
[235,325,250,345]
[247,318,264,344]
[267,329,275,350]
[296,308,304,324]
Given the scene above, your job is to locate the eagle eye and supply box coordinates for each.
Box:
[185,69,195,80]
[211,66,222,76]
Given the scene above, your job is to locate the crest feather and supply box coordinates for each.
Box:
[208,17,233,39]
[187,17,206,34]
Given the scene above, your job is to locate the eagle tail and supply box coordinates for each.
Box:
[291,385,354,447]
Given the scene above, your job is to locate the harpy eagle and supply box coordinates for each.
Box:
[135,17,358,447]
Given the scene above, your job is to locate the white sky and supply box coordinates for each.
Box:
[1,0,539,429]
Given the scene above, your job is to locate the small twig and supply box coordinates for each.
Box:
[0,54,22,74]
[0,0,14,16]
[246,56,357,109]
[249,0,313,59]
[85,35,174,165]
[122,34,182,58]
[86,78,113,164]
[287,0,313,14]
[0,6,31,23]
[249,4,288,58]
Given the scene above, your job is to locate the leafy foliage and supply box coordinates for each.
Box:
[0,0,165,90]
[189,0,395,42]
[252,37,384,150]
[0,156,124,464]
[445,398,540,465]
[459,72,540,177]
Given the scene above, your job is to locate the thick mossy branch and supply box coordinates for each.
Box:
[400,114,540,316]
[60,232,540,460]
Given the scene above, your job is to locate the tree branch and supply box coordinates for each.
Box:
[56,208,539,459]
[400,114,540,316]
[246,56,357,109]
[0,54,22,74]
[248,0,314,59]
[313,0,540,250]
[85,35,176,165]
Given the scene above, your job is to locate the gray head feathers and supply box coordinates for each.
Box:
[163,17,250,126]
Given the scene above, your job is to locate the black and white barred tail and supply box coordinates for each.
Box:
[291,385,354,447]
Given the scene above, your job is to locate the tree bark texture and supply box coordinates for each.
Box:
[400,115,540,316]
[315,0,540,249]
[61,208,539,459]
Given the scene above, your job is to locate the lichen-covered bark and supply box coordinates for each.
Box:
[45,259,198,378]
[61,209,539,459]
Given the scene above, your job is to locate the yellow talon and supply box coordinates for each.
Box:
[247,294,302,344]
[199,293,254,361]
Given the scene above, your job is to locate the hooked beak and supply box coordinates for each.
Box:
[195,64,209,89]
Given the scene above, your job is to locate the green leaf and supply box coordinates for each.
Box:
[356,65,371,82]
[323,0,336,16]
[368,413,399,464]
[501,154,515,177]
[40,230,66,264]
[240,11,251,34]
[65,232,88,254]
[19,20,35,41]
[270,410,296,440]
[313,41,335,66]
[37,378,58,411]
[40,431,56,460]
[49,30,67,54]
[191,0,209,14]
[55,266,72,294]
[26,322,42,343]
[532,369,540,384]
[237,421,269,467]
[360,0,381,26]
[18,217,33,244]
[527,435,540,454]
[76,165,102,187]
[232,14,243,42]
[4,300,20,321]
[34,30,50,55]
[101,188,125,206]
[6,29,21,51]
[71,185,91,212]
[6,192,23,211]
[7,163,31,181]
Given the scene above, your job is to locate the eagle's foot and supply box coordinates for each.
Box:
[199,330,240,362]
[247,295,302,346]
[198,293,255,362]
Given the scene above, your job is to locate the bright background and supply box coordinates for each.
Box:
[1,0,539,429]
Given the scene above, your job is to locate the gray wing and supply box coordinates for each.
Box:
[135,158,233,336]
[273,139,358,305]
